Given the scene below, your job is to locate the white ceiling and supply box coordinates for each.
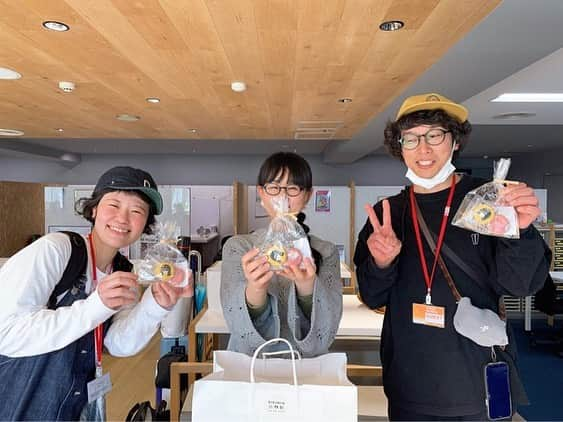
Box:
[4,0,563,164]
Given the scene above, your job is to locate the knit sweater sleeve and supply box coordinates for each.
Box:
[220,234,281,355]
[288,237,342,357]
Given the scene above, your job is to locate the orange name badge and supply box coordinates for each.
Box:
[412,303,445,328]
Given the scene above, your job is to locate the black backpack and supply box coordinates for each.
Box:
[126,400,169,421]
[46,231,133,309]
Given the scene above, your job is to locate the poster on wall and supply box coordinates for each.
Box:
[315,190,331,212]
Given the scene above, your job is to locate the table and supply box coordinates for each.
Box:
[524,271,563,331]
[190,260,383,362]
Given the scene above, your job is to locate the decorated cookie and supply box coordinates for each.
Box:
[154,261,175,282]
[471,203,495,225]
[266,245,287,266]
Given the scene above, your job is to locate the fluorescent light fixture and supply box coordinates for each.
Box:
[491,93,563,102]
[0,128,24,136]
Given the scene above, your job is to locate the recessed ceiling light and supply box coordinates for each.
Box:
[492,112,536,120]
[231,81,247,92]
[0,128,24,136]
[527,144,533,148]
[545,172,552,176]
[42,21,70,32]
[116,114,140,122]
[146,97,160,103]
[483,155,489,159]
[379,20,404,31]
[0,67,22,80]
[55,128,64,132]
[491,93,563,102]
[188,128,197,133]
[338,98,352,103]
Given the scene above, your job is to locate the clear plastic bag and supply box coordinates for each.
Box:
[452,158,519,239]
[259,196,312,271]
[136,222,191,287]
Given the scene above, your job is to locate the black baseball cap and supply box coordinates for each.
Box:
[94,166,163,215]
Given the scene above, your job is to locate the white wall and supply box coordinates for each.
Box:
[0,153,408,186]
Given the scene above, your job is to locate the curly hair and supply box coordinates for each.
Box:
[75,188,156,235]
[383,109,472,161]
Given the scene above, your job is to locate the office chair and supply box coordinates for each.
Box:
[530,274,563,358]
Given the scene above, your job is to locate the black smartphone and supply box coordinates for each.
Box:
[484,361,512,420]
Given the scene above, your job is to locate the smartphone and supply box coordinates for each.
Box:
[484,361,512,420]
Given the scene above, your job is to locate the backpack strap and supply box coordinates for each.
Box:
[113,250,133,273]
[47,232,134,308]
[47,231,88,308]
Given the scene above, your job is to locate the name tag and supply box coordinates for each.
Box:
[412,303,445,328]
[87,372,112,403]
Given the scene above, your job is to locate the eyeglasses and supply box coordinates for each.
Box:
[263,183,303,197]
[399,128,451,150]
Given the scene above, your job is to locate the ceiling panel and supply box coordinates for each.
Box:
[0,0,498,148]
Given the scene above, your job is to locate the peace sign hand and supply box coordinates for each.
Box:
[365,200,402,269]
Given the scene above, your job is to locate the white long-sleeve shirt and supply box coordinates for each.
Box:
[0,232,170,358]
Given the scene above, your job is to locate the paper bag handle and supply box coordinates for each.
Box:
[261,349,301,360]
[250,338,298,386]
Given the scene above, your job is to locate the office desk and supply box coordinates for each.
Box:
[524,271,563,331]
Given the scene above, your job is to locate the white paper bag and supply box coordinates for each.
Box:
[192,338,357,422]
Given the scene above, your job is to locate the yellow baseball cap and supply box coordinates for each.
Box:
[395,93,468,123]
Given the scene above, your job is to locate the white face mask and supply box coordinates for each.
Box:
[405,142,457,190]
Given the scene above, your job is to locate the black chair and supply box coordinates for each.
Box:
[530,274,563,357]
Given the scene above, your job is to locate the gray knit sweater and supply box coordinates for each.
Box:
[220,229,342,357]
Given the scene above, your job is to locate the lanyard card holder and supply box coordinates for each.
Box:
[484,361,512,420]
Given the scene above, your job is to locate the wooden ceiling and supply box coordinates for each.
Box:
[0,0,499,142]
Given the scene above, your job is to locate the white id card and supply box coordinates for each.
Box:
[87,372,112,403]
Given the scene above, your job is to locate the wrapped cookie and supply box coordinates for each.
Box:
[136,222,191,287]
[452,158,519,239]
[259,195,312,271]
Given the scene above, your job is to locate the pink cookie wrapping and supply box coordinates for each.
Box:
[286,247,303,266]
[489,214,510,235]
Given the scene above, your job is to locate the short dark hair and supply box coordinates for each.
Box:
[75,188,156,235]
[383,109,472,161]
[257,152,313,190]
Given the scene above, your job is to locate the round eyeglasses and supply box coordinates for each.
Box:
[399,128,451,150]
[263,183,303,197]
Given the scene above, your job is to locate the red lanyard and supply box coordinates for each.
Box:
[409,177,456,304]
[87,234,104,373]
